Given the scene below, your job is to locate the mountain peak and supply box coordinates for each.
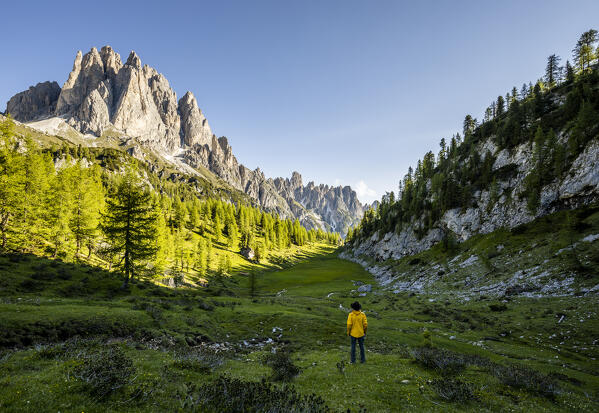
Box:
[100,45,122,77]
[125,51,141,69]
[5,45,365,233]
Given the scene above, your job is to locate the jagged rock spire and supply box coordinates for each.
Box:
[178,91,213,147]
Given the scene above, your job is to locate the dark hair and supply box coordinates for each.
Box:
[351,301,361,311]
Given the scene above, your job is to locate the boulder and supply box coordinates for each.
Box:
[241,247,255,260]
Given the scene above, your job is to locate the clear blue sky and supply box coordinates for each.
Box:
[2,0,598,203]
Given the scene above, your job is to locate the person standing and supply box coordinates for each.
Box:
[347,301,368,364]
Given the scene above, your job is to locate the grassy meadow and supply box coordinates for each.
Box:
[0,233,598,411]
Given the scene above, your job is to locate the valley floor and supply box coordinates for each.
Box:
[0,244,598,412]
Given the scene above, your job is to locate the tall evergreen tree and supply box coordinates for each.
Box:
[564,60,574,83]
[496,95,505,117]
[68,162,104,257]
[100,165,158,287]
[545,54,561,86]
[573,29,598,73]
[0,116,25,250]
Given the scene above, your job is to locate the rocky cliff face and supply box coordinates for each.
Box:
[5,46,364,233]
[52,46,184,150]
[6,81,61,122]
[346,136,599,261]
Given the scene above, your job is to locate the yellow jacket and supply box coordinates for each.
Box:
[347,310,368,338]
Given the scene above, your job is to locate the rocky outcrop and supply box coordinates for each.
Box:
[347,137,599,262]
[183,137,361,232]
[272,172,364,233]
[6,81,61,121]
[5,46,365,232]
[178,92,213,147]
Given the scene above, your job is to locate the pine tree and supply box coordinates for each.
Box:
[545,54,561,87]
[565,60,575,82]
[511,86,519,103]
[573,29,598,73]
[496,95,505,117]
[100,165,158,287]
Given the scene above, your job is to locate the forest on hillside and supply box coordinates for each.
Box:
[0,118,341,286]
[348,29,599,244]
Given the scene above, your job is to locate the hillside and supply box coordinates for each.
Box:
[344,31,599,297]
[4,46,364,234]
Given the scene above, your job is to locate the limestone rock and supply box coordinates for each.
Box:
[178,91,213,147]
[346,135,599,263]
[241,247,255,260]
[6,81,61,121]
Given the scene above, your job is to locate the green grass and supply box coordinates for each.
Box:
[0,222,598,411]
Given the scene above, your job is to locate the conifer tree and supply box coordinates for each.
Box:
[189,203,200,230]
[68,162,104,257]
[545,54,561,87]
[565,60,575,82]
[153,204,169,272]
[195,238,207,276]
[47,166,73,257]
[224,213,239,249]
[100,165,158,287]
[573,29,598,73]
[0,116,25,250]
[496,96,505,117]
[214,215,222,242]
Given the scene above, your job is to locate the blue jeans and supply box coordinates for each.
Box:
[350,336,365,363]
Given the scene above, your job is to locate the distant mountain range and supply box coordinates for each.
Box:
[5,46,364,234]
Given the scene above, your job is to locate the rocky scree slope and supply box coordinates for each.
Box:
[5,46,363,233]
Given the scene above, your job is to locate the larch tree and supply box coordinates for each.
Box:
[0,116,25,250]
[100,165,158,288]
[68,161,104,258]
[47,165,73,257]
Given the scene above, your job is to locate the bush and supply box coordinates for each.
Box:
[430,378,477,402]
[411,347,466,376]
[31,270,55,281]
[197,299,215,311]
[144,304,163,321]
[181,376,329,412]
[72,345,136,398]
[489,303,508,312]
[171,349,223,373]
[0,317,147,348]
[492,364,560,399]
[263,351,301,382]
